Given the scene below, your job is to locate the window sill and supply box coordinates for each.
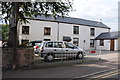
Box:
[90,46,95,47]
[22,34,29,35]
[44,35,51,36]
[90,35,95,37]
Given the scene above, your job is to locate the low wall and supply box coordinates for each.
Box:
[2,48,34,69]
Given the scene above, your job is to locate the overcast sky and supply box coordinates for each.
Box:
[69,0,119,31]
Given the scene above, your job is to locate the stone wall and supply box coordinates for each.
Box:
[2,48,34,69]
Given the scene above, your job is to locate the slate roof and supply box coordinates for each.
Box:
[27,16,110,29]
[95,31,120,40]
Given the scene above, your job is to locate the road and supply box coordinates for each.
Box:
[2,51,119,79]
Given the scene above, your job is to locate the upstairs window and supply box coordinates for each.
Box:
[73,26,79,34]
[100,40,104,46]
[90,28,95,36]
[22,26,29,34]
[44,27,51,35]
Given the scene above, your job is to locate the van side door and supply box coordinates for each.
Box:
[63,42,78,57]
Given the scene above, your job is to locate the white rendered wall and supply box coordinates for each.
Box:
[18,19,58,45]
[96,40,110,50]
[30,20,58,41]
[18,19,110,50]
[115,39,118,51]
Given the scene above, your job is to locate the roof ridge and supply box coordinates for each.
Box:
[62,16,99,23]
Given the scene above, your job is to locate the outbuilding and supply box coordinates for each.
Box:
[95,31,120,51]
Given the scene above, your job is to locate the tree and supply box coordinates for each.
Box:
[2,1,73,46]
[1,1,73,69]
[0,24,9,41]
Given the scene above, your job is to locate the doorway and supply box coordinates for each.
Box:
[110,39,114,51]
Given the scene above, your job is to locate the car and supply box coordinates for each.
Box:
[27,40,42,56]
[38,41,85,62]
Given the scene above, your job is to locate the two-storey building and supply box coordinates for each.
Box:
[17,16,112,50]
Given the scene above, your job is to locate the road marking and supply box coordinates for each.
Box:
[95,71,120,80]
[77,67,118,78]
[93,70,119,78]
[99,72,120,78]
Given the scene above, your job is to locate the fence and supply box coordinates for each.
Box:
[33,49,102,65]
[34,52,84,64]
[85,49,102,60]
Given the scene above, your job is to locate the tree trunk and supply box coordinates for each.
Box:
[8,2,19,70]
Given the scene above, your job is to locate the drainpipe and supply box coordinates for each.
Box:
[57,22,59,41]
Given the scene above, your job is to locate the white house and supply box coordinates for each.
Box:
[17,16,114,50]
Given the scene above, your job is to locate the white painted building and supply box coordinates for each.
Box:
[17,16,115,50]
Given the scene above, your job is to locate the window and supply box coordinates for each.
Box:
[22,26,29,34]
[90,28,95,36]
[45,42,53,47]
[34,43,41,46]
[21,40,29,46]
[44,27,51,35]
[100,40,104,46]
[64,42,74,48]
[73,26,79,34]
[90,39,94,47]
[73,38,79,46]
[53,42,63,48]
[28,42,33,47]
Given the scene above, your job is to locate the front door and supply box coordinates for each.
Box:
[110,39,114,51]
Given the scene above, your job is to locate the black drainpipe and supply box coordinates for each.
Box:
[57,22,59,41]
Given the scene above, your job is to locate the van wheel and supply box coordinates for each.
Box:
[76,52,84,59]
[45,54,54,62]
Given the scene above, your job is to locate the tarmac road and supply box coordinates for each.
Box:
[2,51,119,79]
